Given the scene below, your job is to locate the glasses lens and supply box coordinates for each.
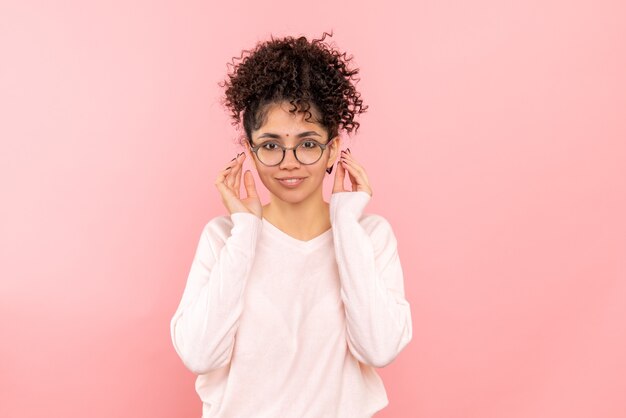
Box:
[257,144,283,166]
[295,141,323,164]
[257,141,323,166]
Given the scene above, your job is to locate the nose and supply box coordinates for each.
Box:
[278,148,301,169]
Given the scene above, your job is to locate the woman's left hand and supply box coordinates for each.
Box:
[332,149,373,197]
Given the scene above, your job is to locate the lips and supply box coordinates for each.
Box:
[277,177,306,187]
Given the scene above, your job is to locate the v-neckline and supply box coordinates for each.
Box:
[261,217,333,250]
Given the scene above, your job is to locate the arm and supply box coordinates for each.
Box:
[330,191,413,368]
[169,212,262,374]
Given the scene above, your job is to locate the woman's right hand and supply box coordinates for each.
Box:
[214,152,262,219]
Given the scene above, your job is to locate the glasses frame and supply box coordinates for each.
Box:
[249,136,335,167]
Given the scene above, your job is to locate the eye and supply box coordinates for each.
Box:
[301,140,318,149]
[261,142,280,150]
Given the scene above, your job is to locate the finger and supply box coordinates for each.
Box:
[220,156,236,186]
[215,158,240,202]
[227,155,242,190]
[332,160,346,192]
[214,174,236,200]
[221,156,236,171]
[234,154,244,193]
[340,158,359,191]
[215,165,233,184]
[218,165,231,175]
[341,152,363,174]
[243,170,258,199]
[341,153,370,185]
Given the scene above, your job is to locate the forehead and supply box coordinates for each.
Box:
[255,102,323,137]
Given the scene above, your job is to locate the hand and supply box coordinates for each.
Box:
[332,148,373,197]
[214,152,262,218]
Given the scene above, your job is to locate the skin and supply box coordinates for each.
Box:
[214,100,373,241]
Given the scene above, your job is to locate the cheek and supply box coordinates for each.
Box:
[257,168,278,183]
[314,160,330,173]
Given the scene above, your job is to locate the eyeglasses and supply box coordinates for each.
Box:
[249,137,335,166]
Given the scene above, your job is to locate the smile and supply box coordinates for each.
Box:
[277,177,306,187]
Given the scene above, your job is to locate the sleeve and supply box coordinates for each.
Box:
[329,191,413,368]
[169,212,263,375]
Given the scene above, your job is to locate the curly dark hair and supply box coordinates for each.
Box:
[218,31,368,146]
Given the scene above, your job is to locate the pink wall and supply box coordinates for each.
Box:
[1,0,625,417]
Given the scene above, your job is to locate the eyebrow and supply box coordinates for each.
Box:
[257,131,321,141]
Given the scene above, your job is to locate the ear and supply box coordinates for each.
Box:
[243,138,259,168]
[327,135,341,169]
[243,138,253,157]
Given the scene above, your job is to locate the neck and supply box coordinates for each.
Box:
[263,188,330,237]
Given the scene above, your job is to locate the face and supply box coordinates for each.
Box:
[244,101,340,206]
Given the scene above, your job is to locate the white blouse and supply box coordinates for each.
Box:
[170,191,412,417]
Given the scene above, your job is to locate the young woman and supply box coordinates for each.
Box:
[170,32,413,418]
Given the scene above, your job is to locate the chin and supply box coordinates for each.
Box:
[273,189,309,203]
[272,182,322,203]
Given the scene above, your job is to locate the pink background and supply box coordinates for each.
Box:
[1,0,625,417]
